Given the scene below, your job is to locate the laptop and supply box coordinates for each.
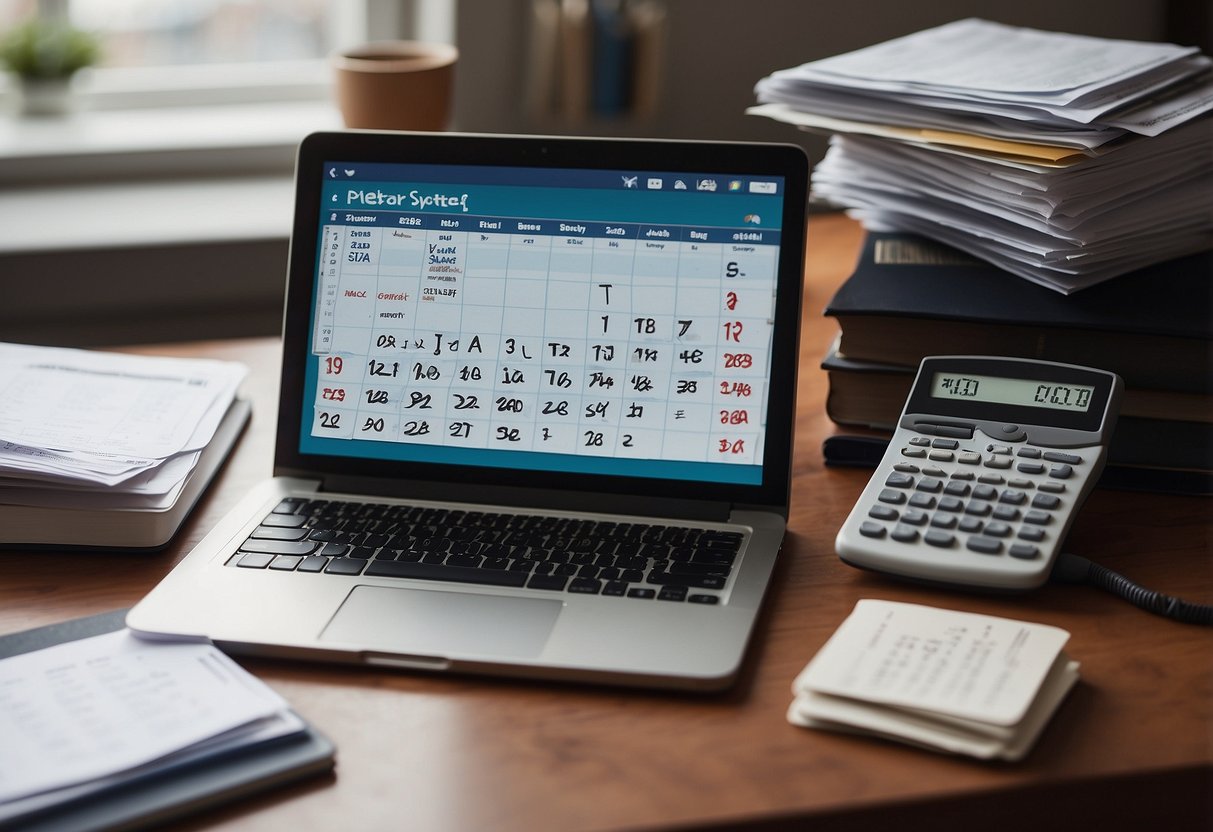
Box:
[128,131,809,691]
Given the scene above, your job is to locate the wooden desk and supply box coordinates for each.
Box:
[2,214,1210,831]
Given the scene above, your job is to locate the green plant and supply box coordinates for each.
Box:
[0,19,100,80]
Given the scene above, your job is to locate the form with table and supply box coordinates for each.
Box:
[1,214,1208,831]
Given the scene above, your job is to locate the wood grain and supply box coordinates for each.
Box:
[2,214,1209,831]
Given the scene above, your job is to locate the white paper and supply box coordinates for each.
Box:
[793,599,1071,726]
[785,19,1197,100]
[0,630,288,804]
[0,343,246,461]
[789,656,1081,761]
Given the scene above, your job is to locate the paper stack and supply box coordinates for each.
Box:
[0,343,249,549]
[788,599,1080,761]
[0,626,333,829]
[750,18,1213,292]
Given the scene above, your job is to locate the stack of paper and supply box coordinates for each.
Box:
[788,600,1080,761]
[0,629,314,826]
[0,343,248,548]
[750,18,1213,292]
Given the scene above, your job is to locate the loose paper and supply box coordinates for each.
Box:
[0,630,289,804]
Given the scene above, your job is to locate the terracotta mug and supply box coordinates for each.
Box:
[334,41,458,131]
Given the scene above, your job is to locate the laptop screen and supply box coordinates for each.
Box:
[281,133,807,510]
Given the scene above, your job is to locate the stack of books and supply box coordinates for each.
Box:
[749,18,1213,293]
[820,233,1212,494]
[0,343,250,549]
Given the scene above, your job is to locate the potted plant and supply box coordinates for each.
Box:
[0,18,100,116]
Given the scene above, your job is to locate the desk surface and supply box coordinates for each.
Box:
[2,214,1210,831]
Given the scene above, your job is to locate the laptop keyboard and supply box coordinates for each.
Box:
[225,498,744,604]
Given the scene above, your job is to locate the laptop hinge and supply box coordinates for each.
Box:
[291,471,733,523]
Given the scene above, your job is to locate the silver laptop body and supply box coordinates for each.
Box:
[128,131,808,691]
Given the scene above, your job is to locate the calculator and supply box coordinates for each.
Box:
[836,356,1123,590]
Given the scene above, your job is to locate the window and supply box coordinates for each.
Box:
[0,0,452,108]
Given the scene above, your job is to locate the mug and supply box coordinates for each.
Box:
[334,41,458,131]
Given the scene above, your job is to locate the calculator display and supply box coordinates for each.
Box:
[931,373,1095,413]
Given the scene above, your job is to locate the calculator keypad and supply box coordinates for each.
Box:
[861,436,1084,560]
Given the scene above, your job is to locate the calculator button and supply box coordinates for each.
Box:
[916,477,944,493]
[869,505,899,521]
[984,522,1013,538]
[1032,493,1062,510]
[1024,510,1052,525]
[1038,481,1065,494]
[909,437,931,446]
[922,466,947,478]
[958,517,984,534]
[1008,478,1034,490]
[958,452,982,465]
[966,537,1002,555]
[943,481,971,497]
[978,473,1005,485]
[1017,462,1046,475]
[878,489,907,505]
[1009,544,1041,560]
[999,490,1027,505]
[964,500,992,517]
[894,463,921,473]
[925,530,956,547]
[938,497,964,512]
[909,493,936,509]
[1043,451,1081,464]
[902,447,928,458]
[1018,526,1046,542]
[987,444,1012,455]
[928,450,955,462]
[891,525,920,543]
[885,472,915,488]
[901,509,929,526]
[930,514,958,529]
[973,484,999,501]
[932,438,959,449]
[1017,447,1043,459]
[985,456,1012,469]
[992,506,1020,522]
[1049,464,1073,479]
[859,521,887,538]
[949,471,975,480]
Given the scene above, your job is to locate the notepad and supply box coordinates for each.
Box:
[788,599,1079,761]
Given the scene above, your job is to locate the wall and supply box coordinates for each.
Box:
[450,0,1175,168]
[3,0,1187,346]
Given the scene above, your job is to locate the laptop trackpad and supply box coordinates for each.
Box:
[320,585,561,658]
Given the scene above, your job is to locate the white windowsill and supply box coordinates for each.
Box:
[0,101,343,253]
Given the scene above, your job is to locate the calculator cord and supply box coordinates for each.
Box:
[1052,553,1213,627]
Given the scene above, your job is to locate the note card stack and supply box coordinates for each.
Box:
[789,600,1080,761]
[0,343,250,550]
[750,18,1213,293]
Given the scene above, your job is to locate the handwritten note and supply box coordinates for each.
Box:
[794,599,1071,726]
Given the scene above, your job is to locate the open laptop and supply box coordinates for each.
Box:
[128,131,808,691]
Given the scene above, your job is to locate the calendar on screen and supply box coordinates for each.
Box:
[300,162,787,487]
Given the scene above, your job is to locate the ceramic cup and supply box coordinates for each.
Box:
[334,41,458,131]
